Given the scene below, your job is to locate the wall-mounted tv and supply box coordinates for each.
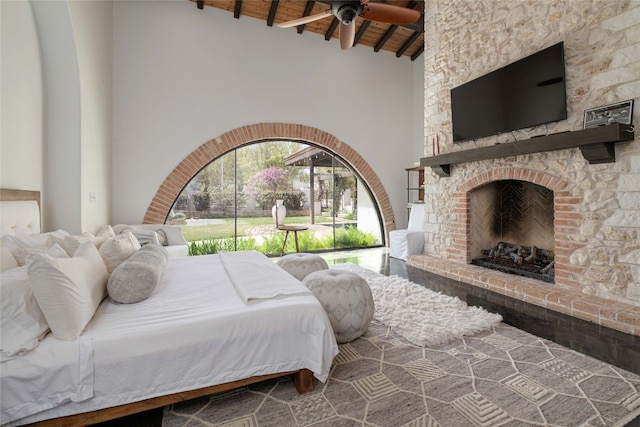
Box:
[451,42,567,143]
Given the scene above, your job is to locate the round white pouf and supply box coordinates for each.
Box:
[276,253,329,281]
[303,270,374,343]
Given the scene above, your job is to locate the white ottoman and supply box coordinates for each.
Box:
[276,253,329,281]
[303,270,374,343]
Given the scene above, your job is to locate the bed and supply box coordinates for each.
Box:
[0,189,339,426]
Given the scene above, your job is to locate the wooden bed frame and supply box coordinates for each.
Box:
[28,370,314,427]
[0,189,315,427]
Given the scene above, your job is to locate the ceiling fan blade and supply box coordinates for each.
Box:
[277,9,333,28]
[360,3,421,24]
[339,21,356,50]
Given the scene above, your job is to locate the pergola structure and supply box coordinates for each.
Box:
[283,146,353,224]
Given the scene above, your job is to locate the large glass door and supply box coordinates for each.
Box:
[168,140,383,256]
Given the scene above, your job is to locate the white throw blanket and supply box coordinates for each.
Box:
[219,251,311,302]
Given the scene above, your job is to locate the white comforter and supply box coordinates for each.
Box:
[2,252,338,426]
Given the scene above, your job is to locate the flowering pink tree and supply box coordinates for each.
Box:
[245,167,290,208]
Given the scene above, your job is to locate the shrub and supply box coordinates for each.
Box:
[192,192,211,212]
[275,190,306,211]
[189,236,257,256]
[188,226,377,256]
[245,168,289,208]
[334,226,377,248]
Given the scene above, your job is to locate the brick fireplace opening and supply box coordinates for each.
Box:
[449,167,585,291]
[469,179,555,282]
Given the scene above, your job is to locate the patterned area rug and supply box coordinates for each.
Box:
[329,263,503,346]
[163,268,640,427]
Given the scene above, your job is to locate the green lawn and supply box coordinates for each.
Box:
[180,216,336,241]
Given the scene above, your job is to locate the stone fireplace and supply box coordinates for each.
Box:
[414,0,640,336]
[407,155,640,336]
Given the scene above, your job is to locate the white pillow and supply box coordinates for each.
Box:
[1,245,19,272]
[47,234,93,256]
[96,225,116,239]
[12,243,68,266]
[81,225,117,249]
[112,224,134,235]
[1,267,50,361]
[98,232,141,275]
[27,242,108,341]
[1,229,69,254]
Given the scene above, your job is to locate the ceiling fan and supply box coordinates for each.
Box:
[277,0,421,50]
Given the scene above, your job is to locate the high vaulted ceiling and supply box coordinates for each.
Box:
[193,0,425,60]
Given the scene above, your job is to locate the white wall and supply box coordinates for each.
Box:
[0,1,44,195]
[69,0,113,234]
[1,1,113,234]
[112,1,420,228]
[31,0,83,233]
[1,0,423,233]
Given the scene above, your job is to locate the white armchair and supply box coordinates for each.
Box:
[389,203,426,260]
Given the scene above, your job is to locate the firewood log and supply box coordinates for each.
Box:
[541,260,555,274]
[538,249,554,260]
[509,252,523,264]
[525,246,537,263]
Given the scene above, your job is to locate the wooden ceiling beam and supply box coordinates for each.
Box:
[325,17,339,41]
[354,20,370,46]
[267,0,279,27]
[374,24,397,52]
[396,31,421,57]
[410,43,424,61]
[194,0,425,59]
[297,1,317,34]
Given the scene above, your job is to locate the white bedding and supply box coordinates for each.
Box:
[1,252,338,426]
[220,250,312,301]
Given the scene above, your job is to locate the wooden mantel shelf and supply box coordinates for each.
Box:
[420,123,635,177]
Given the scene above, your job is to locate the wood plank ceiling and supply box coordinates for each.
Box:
[193,0,425,60]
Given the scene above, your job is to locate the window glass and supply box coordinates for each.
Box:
[168,141,383,256]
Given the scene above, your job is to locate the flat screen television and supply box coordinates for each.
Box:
[451,42,567,143]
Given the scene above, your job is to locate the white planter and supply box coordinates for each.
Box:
[272,199,286,226]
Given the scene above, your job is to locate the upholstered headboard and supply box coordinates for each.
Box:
[0,189,42,236]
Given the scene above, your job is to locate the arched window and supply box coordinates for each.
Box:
[167,140,384,256]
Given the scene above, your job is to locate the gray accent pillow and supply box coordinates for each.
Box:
[107,244,169,304]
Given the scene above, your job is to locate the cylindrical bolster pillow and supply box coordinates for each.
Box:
[107,244,169,304]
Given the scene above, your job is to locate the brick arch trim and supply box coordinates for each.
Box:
[143,123,396,240]
[458,168,568,193]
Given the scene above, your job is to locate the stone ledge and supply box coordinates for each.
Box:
[407,254,640,337]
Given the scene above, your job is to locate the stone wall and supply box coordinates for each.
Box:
[422,0,640,303]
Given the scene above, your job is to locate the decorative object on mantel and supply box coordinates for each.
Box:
[421,123,635,178]
[584,99,634,129]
